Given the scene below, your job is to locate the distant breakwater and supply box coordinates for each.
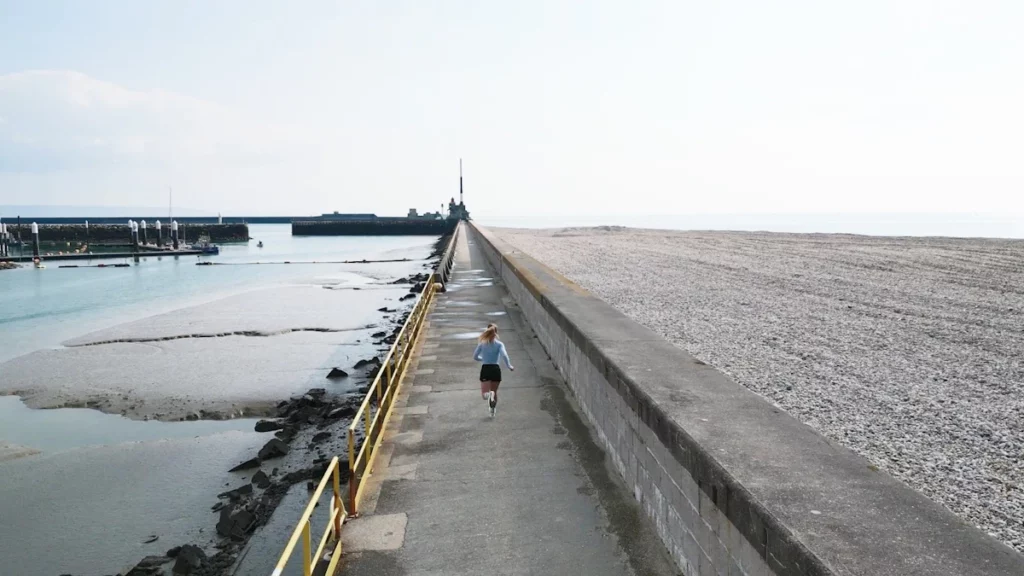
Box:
[2,223,249,243]
[292,219,457,236]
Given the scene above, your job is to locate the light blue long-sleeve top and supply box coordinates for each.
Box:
[473,340,512,368]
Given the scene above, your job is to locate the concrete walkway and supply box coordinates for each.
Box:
[341,230,677,576]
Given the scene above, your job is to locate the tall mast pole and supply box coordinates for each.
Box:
[459,158,463,205]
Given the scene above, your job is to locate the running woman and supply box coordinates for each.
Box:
[473,323,513,417]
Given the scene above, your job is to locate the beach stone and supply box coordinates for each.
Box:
[311,431,331,444]
[251,470,271,489]
[258,438,290,460]
[171,545,206,574]
[326,367,349,379]
[327,405,355,420]
[217,484,253,500]
[275,426,297,442]
[288,406,317,424]
[228,457,261,472]
[254,419,284,433]
[125,555,171,576]
[354,357,380,368]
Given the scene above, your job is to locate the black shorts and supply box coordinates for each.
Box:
[480,364,502,382]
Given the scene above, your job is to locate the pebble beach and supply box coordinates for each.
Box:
[494,226,1024,553]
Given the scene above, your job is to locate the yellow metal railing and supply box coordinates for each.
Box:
[348,222,460,514]
[270,457,347,576]
[271,222,460,575]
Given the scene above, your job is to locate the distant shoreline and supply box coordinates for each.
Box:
[477,212,1024,239]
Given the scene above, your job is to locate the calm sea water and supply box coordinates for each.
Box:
[0,224,436,364]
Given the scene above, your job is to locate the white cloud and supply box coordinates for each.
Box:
[0,70,300,172]
[0,71,336,214]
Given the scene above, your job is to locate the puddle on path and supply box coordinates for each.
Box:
[0,395,258,454]
[446,332,486,340]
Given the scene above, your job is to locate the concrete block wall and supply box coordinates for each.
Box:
[470,223,1024,576]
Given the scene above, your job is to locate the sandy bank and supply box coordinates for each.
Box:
[1,283,417,421]
[494,226,1024,553]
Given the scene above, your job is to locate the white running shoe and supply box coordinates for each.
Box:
[488,391,496,417]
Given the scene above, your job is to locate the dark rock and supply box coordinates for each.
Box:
[311,431,331,444]
[216,504,258,539]
[307,388,327,397]
[254,419,284,433]
[211,502,225,512]
[166,546,181,558]
[372,331,387,338]
[400,293,416,301]
[258,438,290,460]
[217,483,253,500]
[125,555,172,576]
[275,427,297,442]
[327,405,355,420]
[326,367,349,379]
[171,545,206,574]
[252,470,271,489]
[368,365,381,379]
[228,457,261,472]
[288,406,317,424]
[353,357,380,369]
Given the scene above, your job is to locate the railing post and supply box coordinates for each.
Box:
[302,519,312,576]
[332,463,342,539]
[348,430,358,514]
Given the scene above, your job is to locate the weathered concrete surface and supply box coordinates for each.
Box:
[341,231,677,576]
[473,223,1024,576]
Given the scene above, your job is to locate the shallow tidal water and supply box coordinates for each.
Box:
[0,224,438,575]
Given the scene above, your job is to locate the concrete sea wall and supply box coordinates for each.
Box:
[292,219,456,236]
[470,223,1024,576]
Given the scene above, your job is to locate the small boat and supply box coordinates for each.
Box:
[257,241,264,248]
[189,235,220,255]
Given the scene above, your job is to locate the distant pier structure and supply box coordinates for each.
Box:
[293,161,470,236]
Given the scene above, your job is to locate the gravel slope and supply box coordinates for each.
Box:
[494,226,1024,553]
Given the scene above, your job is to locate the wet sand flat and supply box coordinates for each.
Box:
[1,283,417,420]
[0,430,267,575]
[494,226,1024,553]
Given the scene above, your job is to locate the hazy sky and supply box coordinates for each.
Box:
[1,1,1022,219]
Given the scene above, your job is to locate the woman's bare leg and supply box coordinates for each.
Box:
[480,380,490,400]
